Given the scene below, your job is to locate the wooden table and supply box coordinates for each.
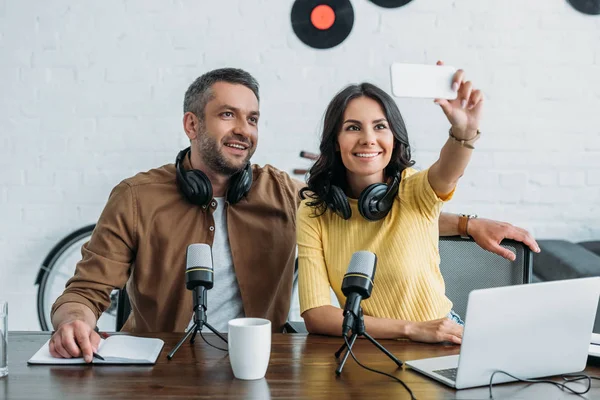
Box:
[1,332,599,399]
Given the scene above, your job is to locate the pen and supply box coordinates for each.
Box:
[92,352,105,361]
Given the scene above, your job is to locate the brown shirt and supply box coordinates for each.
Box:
[51,156,303,332]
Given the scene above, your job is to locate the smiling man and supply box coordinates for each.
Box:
[49,69,302,362]
[48,68,539,363]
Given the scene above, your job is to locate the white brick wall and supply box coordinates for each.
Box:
[1,0,599,330]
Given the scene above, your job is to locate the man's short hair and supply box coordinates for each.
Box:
[183,68,260,121]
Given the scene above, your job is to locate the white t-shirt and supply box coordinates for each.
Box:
[187,197,244,333]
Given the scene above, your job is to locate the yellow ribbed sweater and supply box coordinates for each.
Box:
[297,168,453,322]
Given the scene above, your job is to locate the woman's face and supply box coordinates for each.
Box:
[337,96,395,182]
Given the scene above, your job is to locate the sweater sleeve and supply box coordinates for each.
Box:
[51,182,137,321]
[400,167,454,221]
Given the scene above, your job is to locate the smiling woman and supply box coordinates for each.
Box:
[336,98,401,199]
[297,66,485,345]
[300,82,414,219]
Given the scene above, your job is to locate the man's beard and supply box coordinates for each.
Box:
[196,132,254,176]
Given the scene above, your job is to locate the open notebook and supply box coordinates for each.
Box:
[28,335,164,365]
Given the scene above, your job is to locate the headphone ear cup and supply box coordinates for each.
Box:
[175,147,212,207]
[329,185,352,220]
[183,170,212,206]
[227,163,253,204]
[358,183,389,221]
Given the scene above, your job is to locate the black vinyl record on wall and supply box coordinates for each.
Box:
[369,0,415,8]
[291,0,354,49]
[567,0,600,15]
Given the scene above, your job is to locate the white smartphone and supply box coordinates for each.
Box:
[390,63,458,99]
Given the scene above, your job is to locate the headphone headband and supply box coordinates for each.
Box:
[375,175,399,213]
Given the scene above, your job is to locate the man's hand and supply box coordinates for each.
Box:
[50,303,100,363]
[404,318,463,345]
[49,320,101,363]
[468,218,540,261]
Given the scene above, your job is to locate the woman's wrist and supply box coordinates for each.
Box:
[397,319,413,338]
[450,126,479,140]
[448,127,481,150]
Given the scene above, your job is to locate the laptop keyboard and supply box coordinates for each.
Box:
[433,367,458,382]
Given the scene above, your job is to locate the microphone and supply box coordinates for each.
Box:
[168,243,228,360]
[185,243,214,326]
[341,251,377,336]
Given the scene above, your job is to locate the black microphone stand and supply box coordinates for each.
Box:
[334,307,403,375]
[167,289,228,360]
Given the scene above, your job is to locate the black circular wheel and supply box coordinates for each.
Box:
[35,224,119,331]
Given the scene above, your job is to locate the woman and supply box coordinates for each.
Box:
[297,63,483,345]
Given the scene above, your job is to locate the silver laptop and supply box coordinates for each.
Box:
[405,277,600,389]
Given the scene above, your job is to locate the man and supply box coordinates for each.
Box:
[49,68,539,362]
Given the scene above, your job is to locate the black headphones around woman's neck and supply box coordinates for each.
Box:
[328,174,400,221]
[175,147,253,206]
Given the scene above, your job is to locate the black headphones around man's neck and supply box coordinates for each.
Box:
[175,147,252,206]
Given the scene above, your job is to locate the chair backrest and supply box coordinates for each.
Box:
[287,236,532,324]
[115,287,131,331]
[438,236,532,321]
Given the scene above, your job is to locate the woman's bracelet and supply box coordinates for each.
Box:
[448,127,481,149]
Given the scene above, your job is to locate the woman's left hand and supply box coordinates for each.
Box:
[434,60,483,139]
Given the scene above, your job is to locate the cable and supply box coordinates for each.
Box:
[565,374,600,382]
[343,335,416,400]
[488,370,600,398]
[199,330,228,352]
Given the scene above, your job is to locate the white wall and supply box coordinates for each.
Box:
[1,0,599,330]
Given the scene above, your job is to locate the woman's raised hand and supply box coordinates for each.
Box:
[434,60,483,140]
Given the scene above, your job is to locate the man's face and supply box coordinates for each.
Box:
[195,82,259,176]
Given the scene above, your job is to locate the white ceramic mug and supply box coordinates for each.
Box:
[228,318,271,380]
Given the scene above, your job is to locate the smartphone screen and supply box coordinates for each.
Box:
[390,63,458,99]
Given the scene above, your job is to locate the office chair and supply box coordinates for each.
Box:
[438,236,532,320]
[284,236,532,333]
[115,287,131,332]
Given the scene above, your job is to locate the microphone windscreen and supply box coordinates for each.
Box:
[186,243,213,271]
[346,251,377,280]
